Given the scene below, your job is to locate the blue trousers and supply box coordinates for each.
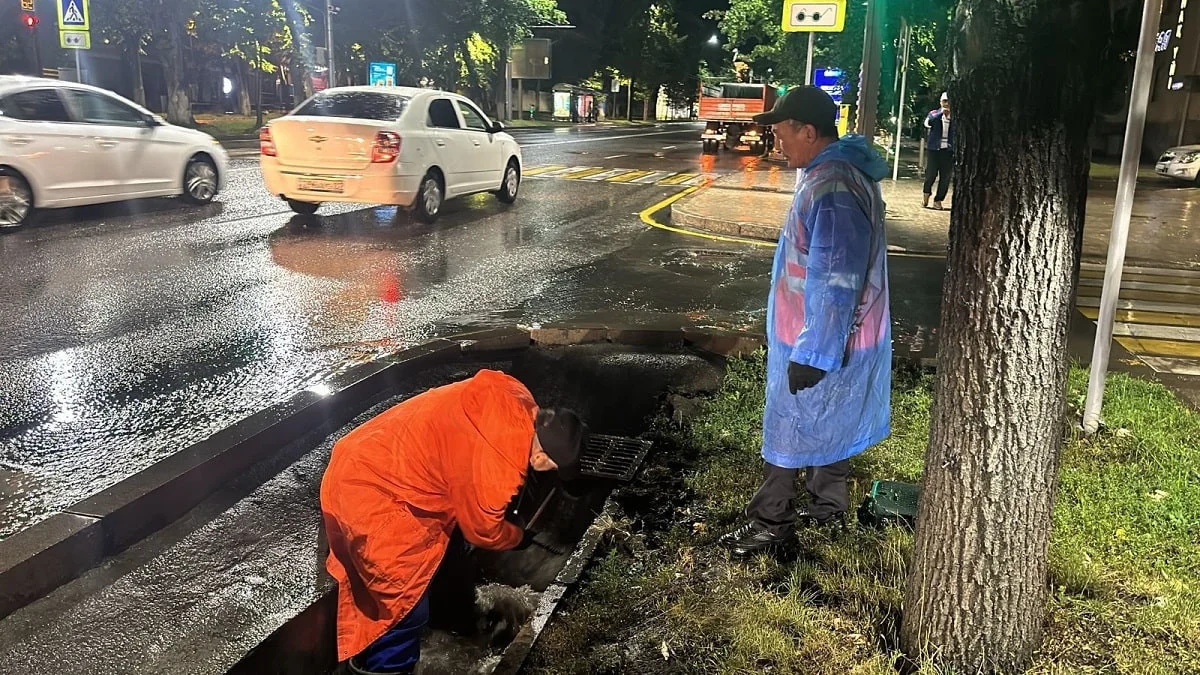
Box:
[358,591,430,674]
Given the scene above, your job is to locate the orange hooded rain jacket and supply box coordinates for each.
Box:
[319,369,538,662]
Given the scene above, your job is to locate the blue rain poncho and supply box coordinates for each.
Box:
[762,134,892,469]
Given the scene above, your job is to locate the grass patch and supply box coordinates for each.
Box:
[192,113,281,140]
[525,353,1200,674]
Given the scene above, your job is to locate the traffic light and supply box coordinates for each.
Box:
[23,14,39,28]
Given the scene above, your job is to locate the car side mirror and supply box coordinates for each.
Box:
[143,114,162,128]
[490,121,504,133]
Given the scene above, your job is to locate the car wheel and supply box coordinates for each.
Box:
[496,161,520,204]
[0,168,34,230]
[287,199,320,215]
[182,156,219,205]
[414,171,443,224]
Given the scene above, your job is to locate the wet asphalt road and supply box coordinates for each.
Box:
[3,122,865,538]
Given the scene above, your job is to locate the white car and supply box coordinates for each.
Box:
[259,86,522,223]
[1155,144,1200,185]
[0,76,227,229]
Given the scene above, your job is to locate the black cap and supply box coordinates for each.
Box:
[536,408,586,480]
[753,85,837,128]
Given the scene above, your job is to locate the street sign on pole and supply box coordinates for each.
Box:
[59,30,90,49]
[781,0,847,33]
[57,0,88,31]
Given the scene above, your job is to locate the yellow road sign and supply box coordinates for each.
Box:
[782,0,847,33]
[21,0,36,11]
[60,30,91,49]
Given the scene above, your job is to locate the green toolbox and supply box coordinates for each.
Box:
[857,480,920,528]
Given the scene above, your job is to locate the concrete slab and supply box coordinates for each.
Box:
[0,513,102,620]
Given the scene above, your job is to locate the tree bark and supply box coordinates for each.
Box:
[899,2,1111,672]
[127,42,146,107]
[159,18,192,126]
[236,61,252,116]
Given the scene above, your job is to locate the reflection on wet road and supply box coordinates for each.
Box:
[0,124,794,537]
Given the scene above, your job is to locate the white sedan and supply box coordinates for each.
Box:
[0,76,227,229]
[1155,144,1200,185]
[259,86,522,223]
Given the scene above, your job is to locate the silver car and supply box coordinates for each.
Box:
[1155,144,1200,185]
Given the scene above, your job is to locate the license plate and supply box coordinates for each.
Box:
[297,178,344,194]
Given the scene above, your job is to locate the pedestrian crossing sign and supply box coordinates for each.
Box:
[57,0,89,31]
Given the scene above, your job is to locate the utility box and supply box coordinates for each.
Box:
[858,480,920,528]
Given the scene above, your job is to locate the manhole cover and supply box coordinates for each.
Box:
[579,435,654,481]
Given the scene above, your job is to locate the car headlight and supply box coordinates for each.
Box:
[1179,151,1200,163]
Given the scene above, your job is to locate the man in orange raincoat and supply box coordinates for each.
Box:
[320,369,586,674]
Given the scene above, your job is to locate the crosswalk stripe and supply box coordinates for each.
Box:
[1080,261,1200,278]
[684,175,711,186]
[1113,336,1200,358]
[659,173,698,185]
[1139,357,1200,376]
[581,168,634,181]
[1078,307,1200,328]
[523,165,567,176]
[607,170,654,183]
[1077,278,1200,296]
[539,166,591,178]
[1112,322,1200,343]
[1076,296,1200,316]
[632,171,674,184]
[562,167,607,179]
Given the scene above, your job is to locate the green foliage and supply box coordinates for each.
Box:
[528,357,1200,673]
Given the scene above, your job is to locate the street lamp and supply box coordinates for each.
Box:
[708,34,719,45]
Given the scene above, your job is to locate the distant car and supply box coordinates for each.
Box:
[259,86,522,223]
[0,76,227,230]
[1155,144,1200,185]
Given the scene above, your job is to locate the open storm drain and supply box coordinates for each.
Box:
[578,435,654,482]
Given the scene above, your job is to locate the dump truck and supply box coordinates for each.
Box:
[698,81,780,153]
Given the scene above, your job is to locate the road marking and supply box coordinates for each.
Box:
[1076,296,1200,316]
[581,168,635,181]
[523,165,568,176]
[604,154,627,159]
[1078,307,1200,328]
[606,170,654,183]
[1077,277,1200,296]
[632,171,674,184]
[540,166,592,178]
[659,173,698,185]
[662,145,677,150]
[1139,357,1200,376]
[683,175,711,186]
[639,187,775,248]
[522,129,696,147]
[562,167,610,179]
[1079,261,1200,278]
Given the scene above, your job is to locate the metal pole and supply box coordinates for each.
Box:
[325,0,334,87]
[504,50,512,122]
[1082,0,1165,434]
[805,32,814,86]
[75,49,82,84]
[627,79,633,121]
[892,20,910,181]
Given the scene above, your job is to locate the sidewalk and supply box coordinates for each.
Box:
[672,169,950,254]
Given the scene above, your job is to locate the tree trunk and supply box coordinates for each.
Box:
[236,61,253,116]
[643,84,658,122]
[127,42,146,107]
[160,20,192,125]
[900,2,1110,672]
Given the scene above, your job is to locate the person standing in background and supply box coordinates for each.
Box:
[923,92,953,210]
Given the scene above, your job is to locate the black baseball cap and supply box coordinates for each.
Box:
[536,408,587,480]
[753,85,837,128]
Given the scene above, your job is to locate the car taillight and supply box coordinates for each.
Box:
[371,132,402,163]
[259,127,277,157]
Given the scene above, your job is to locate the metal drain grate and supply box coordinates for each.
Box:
[578,435,653,481]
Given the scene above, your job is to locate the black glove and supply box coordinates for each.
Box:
[512,529,536,551]
[788,362,826,394]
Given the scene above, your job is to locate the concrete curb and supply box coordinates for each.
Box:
[669,186,784,242]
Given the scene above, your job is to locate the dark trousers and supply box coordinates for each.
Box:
[746,460,851,535]
[923,148,953,202]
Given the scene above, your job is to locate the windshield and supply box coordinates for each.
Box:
[293,91,410,121]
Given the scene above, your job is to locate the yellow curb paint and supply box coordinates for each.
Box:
[638,187,776,248]
[1114,337,1200,358]
[658,173,698,185]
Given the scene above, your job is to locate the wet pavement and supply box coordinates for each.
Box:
[0,123,811,539]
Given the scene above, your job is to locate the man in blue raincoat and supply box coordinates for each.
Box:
[720,86,892,557]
